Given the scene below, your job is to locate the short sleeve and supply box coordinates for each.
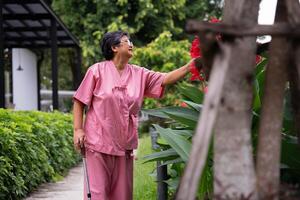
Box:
[73,65,99,106]
[143,68,167,99]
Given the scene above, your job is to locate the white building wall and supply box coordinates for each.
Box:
[12,48,38,110]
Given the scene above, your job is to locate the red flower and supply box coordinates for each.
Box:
[190,64,205,81]
[181,102,188,107]
[189,36,204,81]
[209,17,222,40]
[209,17,221,23]
[190,36,201,58]
[256,55,262,65]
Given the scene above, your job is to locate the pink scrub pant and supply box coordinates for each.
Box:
[84,149,134,200]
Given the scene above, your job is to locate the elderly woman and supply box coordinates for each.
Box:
[73,31,194,200]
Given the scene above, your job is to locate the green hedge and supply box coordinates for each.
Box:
[0,109,80,200]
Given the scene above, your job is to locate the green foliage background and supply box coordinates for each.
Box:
[131,31,191,109]
[39,0,222,91]
[51,0,222,66]
[0,109,80,200]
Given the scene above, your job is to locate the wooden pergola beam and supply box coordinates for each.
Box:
[186,20,300,37]
[4,26,63,32]
[4,44,78,48]
[5,36,72,41]
[3,13,51,20]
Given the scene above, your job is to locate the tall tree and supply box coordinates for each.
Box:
[51,0,222,67]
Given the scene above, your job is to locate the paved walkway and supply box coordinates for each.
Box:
[24,162,84,200]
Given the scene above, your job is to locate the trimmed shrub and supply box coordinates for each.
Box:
[0,109,80,200]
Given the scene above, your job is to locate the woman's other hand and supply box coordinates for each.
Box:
[73,128,85,152]
[73,99,85,153]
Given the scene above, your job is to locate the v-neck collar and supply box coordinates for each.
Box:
[110,60,128,84]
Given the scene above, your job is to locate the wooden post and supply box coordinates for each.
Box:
[51,18,59,110]
[286,0,300,146]
[0,0,5,108]
[256,1,291,199]
[176,0,260,199]
[176,37,232,200]
[213,0,260,199]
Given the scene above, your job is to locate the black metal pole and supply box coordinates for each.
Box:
[51,18,58,110]
[157,162,168,200]
[9,49,13,105]
[37,60,41,110]
[37,52,44,110]
[0,0,5,108]
[149,126,168,200]
[75,47,82,89]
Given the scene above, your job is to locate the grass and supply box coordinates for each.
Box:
[133,134,157,200]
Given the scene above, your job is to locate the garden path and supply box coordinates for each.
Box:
[24,162,83,200]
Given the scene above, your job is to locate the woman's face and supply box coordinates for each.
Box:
[114,36,134,59]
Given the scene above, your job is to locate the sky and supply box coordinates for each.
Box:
[257,0,278,43]
[258,0,278,25]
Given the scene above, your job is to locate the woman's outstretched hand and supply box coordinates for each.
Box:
[162,58,196,86]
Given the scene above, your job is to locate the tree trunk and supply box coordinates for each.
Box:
[285,0,300,146]
[176,39,232,200]
[213,0,260,199]
[176,1,260,199]
[256,1,291,199]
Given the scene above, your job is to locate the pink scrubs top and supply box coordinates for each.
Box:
[73,60,166,156]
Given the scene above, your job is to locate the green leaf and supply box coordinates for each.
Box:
[163,107,199,128]
[253,79,261,112]
[141,108,171,119]
[183,100,202,112]
[171,129,194,138]
[256,69,265,101]
[283,89,293,121]
[255,58,267,76]
[160,157,184,166]
[153,125,191,162]
[142,106,199,129]
[178,84,204,104]
[281,135,300,177]
[143,148,178,163]
[165,177,179,190]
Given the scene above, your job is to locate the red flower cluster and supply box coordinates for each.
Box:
[190,36,202,58]
[189,17,221,82]
[189,16,262,84]
[190,36,205,81]
[209,17,220,23]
